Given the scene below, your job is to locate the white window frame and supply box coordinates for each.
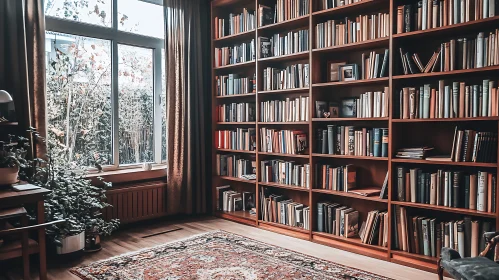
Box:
[45,0,166,171]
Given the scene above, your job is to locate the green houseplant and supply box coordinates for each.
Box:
[0,135,30,186]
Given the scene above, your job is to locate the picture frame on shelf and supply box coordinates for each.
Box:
[327,61,347,82]
[339,64,359,81]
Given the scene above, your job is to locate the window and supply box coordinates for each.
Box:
[45,0,166,170]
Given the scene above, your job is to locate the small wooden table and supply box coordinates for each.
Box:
[0,187,50,280]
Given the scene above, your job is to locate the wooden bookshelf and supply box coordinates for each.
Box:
[211,0,499,274]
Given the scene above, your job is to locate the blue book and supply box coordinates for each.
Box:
[419,86,424,118]
[373,128,381,157]
[452,82,459,117]
[381,128,388,157]
[444,86,450,118]
[327,125,335,155]
[423,84,430,118]
[482,79,489,116]
[472,85,479,117]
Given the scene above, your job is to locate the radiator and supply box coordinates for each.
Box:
[103,181,167,224]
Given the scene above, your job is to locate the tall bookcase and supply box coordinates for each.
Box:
[211,0,499,273]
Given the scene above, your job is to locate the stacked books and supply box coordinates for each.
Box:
[214,8,255,39]
[361,50,390,79]
[316,126,388,157]
[397,0,497,33]
[260,188,309,229]
[217,103,256,122]
[396,168,497,213]
[216,186,255,213]
[216,155,255,178]
[316,202,360,239]
[360,210,389,246]
[216,128,256,151]
[451,127,498,163]
[214,40,255,67]
[216,74,256,96]
[260,97,309,122]
[260,160,310,188]
[262,64,310,90]
[393,205,496,258]
[315,164,357,192]
[273,0,310,23]
[396,147,434,159]
[315,13,390,48]
[260,128,308,154]
[399,80,499,119]
[319,0,368,10]
[259,29,309,58]
[399,30,499,74]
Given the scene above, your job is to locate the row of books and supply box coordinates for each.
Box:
[262,64,310,91]
[361,50,390,79]
[314,13,390,48]
[260,188,309,229]
[216,103,256,122]
[213,8,256,39]
[214,40,255,67]
[259,30,309,58]
[215,129,256,151]
[272,0,310,23]
[260,159,310,188]
[260,128,308,154]
[360,210,389,246]
[318,0,368,10]
[396,168,497,212]
[398,80,499,119]
[260,97,310,122]
[316,164,357,192]
[399,30,499,74]
[215,185,255,212]
[322,90,389,119]
[216,74,256,96]
[215,154,255,178]
[396,0,497,34]
[316,202,359,238]
[315,126,389,157]
[451,127,498,163]
[393,206,496,258]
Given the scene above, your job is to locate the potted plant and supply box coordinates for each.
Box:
[20,129,119,254]
[0,135,30,186]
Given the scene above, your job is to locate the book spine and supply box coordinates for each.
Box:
[373,128,381,157]
[398,167,406,201]
[381,129,389,157]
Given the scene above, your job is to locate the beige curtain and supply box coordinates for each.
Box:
[0,0,46,157]
[164,0,210,215]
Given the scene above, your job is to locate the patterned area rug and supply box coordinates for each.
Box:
[71,230,392,279]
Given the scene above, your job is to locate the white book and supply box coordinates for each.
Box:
[477,33,484,68]
[422,0,428,30]
[484,0,489,18]
[477,171,488,211]
[490,0,496,17]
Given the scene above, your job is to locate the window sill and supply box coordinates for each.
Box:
[87,165,167,185]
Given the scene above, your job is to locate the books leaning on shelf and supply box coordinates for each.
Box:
[319,0,368,10]
[261,160,310,189]
[395,147,435,159]
[315,126,388,157]
[260,96,309,122]
[260,128,308,154]
[217,102,256,122]
[259,29,309,58]
[393,205,497,258]
[360,210,389,246]
[396,167,497,213]
[215,40,255,67]
[216,185,256,213]
[315,164,357,192]
[315,12,389,48]
[260,187,309,229]
[216,129,256,151]
[216,154,256,178]
[396,0,498,34]
[450,127,498,163]
[273,0,310,23]
[263,64,310,91]
[316,202,361,239]
[361,49,390,79]
[399,30,499,74]
[398,80,499,119]
[214,8,255,39]
[216,74,256,96]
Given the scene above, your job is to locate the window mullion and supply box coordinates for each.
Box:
[153,48,163,163]
[112,40,120,168]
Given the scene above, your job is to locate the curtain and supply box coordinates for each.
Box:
[164,0,210,215]
[0,0,46,157]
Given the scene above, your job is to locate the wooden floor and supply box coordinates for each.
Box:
[0,216,448,280]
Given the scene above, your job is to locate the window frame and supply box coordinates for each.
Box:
[45,0,166,171]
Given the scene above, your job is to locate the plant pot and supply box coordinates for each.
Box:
[56,232,85,254]
[0,166,18,187]
[84,231,102,253]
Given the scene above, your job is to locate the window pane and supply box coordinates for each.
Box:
[44,0,112,27]
[118,44,154,164]
[161,49,167,162]
[118,0,164,38]
[45,32,113,167]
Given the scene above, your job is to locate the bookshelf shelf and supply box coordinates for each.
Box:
[258,15,309,32]
[258,152,310,158]
[313,154,388,161]
[391,158,497,168]
[313,117,389,122]
[0,122,18,126]
[393,16,499,40]
[312,77,389,88]
[392,65,499,80]
[312,0,387,17]
[258,220,309,234]
[312,37,389,54]
[258,87,309,94]
[312,231,388,251]
[217,176,257,184]
[392,117,499,123]
[258,181,309,192]
[312,188,388,203]
[258,51,309,63]
[214,211,257,222]
[215,93,256,99]
[214,60,255,70]
[216,148,256,154]
[391,201,496,218]
[214,30,256,44]
[217,122,257,125]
